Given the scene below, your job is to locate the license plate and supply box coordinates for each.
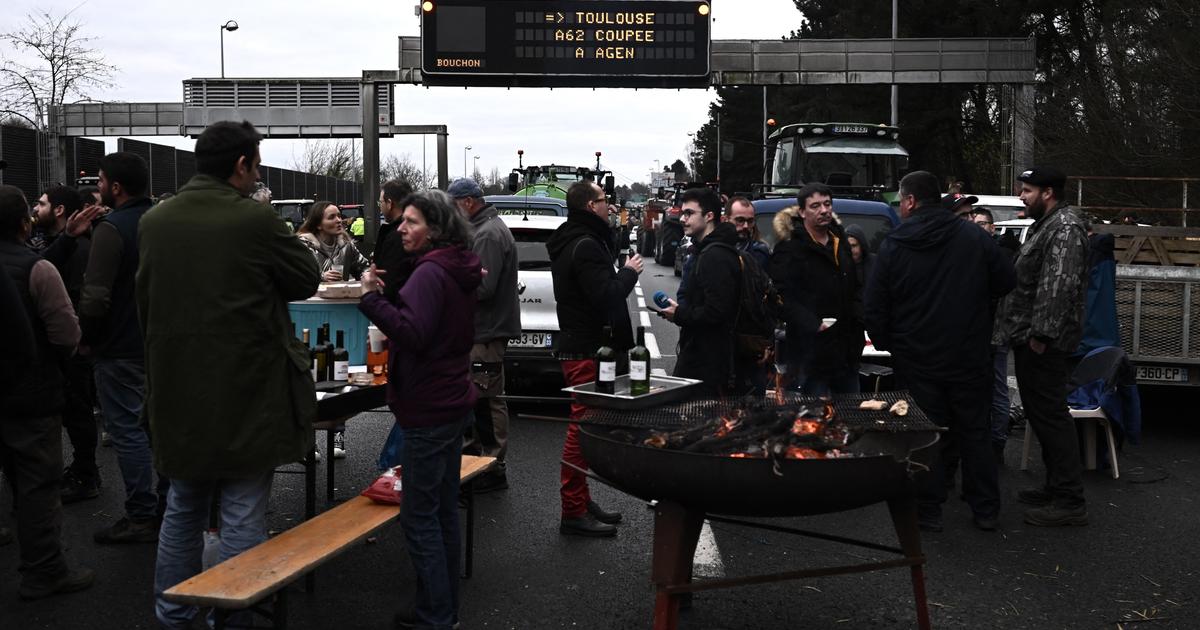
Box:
[1135,365,1189,383]
[509,332,553,349]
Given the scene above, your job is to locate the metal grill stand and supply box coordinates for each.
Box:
[649,498,931,630]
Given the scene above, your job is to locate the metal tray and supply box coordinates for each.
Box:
[562,374,704,411]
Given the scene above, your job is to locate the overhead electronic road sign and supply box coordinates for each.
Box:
[419,0,712,88]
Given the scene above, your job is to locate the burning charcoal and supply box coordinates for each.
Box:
[643,433,668,448]
[821,424,851,448]
[791,418,823,436]
[785,446,825,459]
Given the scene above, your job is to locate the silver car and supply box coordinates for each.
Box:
[501,214,567,393]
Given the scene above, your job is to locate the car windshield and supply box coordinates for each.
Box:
[756,213,893,252]
[801,152,901,189]
[510,229,554,270]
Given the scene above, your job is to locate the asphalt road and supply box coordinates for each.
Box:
[4,257,1199,630]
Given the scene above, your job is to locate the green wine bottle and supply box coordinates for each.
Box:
[629,326,650,396]
[595,325,617,394]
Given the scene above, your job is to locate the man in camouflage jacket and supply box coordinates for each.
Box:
[1004,166,1090,527]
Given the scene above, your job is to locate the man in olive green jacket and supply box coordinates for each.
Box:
[137,121,320,629]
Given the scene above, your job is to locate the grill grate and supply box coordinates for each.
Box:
[578,390,939,433]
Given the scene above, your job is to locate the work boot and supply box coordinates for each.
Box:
[1016,487,1053,506]
[18,567,95,600]
[61,469,101,504]
[94,517,159,544]
[1024,503,1088,527]
[587,500,622,524]
[560,514,617,537]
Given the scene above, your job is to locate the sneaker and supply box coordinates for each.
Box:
[18,567,95,600]
[61,470,101,504]
[1023,504,1088,527]
[94,517,159,544]
[333,431,347,459]
[1016,487,1053,506]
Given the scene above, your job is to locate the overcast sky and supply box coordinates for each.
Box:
[8,0,804,186]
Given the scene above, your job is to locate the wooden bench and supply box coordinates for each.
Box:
[165,455,497,630]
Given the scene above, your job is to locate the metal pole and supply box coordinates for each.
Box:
[220,27,225,78]
[1183,181,1189,228]
[437,132,449,189]
[361,80,380,253]
[716,111,721,186]
[890,0,898,126]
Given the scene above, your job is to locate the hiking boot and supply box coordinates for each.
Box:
[560,514,617,537]
[94,517,159,544]
[61,470,101,504]
[587,500,622,524]
[18,567,95,600]
[333,431,347,459]
[1024,504,1088,527]
[1016,487,1053,506]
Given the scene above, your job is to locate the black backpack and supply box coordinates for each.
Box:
[703,242,782,359]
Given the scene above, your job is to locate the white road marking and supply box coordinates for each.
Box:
[637,297,647,309]
[692,521,725,578]
[635,286,644,297]
[645,332,662,359]
[640,311,652,328]
[651,368,667,376]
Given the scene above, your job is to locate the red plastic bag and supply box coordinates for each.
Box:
[361,465,403,504]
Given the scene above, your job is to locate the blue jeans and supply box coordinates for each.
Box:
[154,473,273,629]
[991,345,1011,445]
[94,358,156,521]
[400,414,471,630]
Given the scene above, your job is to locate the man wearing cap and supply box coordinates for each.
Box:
[1004,166,1091,526]
[865,171,1015,532]
[448,178,520,492]
[942,193,978,219]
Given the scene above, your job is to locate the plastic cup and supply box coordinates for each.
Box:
[368,325,385,353]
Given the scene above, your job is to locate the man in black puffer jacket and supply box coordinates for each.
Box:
[546,180,643,537]
[865,171,1016,533]
[661,187,746,395]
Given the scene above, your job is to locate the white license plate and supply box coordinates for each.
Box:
[1135,365,1189,383]
[509,332,553,349]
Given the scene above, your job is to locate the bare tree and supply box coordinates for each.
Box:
[380,153,430,190]
[0,9,117,129]
[290,140,362,182]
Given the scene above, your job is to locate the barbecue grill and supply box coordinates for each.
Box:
[574,391,941,630]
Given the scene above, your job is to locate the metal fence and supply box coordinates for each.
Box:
[0,125,360,205]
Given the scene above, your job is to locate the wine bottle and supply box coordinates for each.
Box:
[314,327,330,382]
[303,328,316,381]
[332,330,349,382]
[321,323,334,381]
[629,326,650,396]
[595,325,617,394]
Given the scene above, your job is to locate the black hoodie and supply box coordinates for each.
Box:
[546,208,638,355]
[672,221,744,391]
[864,205,1016,383]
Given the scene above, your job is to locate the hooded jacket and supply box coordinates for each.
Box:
[865,205,1016,383]
[768,206,863,375]
[844,223,876,288]
[468,202,521,343]
[546,208,637,356]
[673,221,743,390]
[359,245,482,428]
[1003,203,1090,353]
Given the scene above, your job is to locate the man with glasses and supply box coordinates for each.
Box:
[547,180,642,537]
[727,196,770,269]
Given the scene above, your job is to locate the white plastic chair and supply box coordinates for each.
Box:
[1020,406,1120,479]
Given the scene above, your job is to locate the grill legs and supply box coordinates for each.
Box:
[650,501,703,630]
[888,496,932,630]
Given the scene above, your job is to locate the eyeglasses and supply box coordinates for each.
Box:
[591,197,607,204]
[732,217,754,225]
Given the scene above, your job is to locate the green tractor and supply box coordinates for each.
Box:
[759,122,908,206]
[507,150,615,200]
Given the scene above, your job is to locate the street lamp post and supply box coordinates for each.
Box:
[463,145,472,179]
[220,20,239,78]
[473,155,479,179]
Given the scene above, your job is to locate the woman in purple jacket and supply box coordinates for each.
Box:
[358,189,481,630]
